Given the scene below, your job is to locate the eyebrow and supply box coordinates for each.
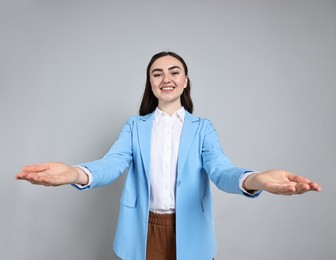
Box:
[151,65,182,74]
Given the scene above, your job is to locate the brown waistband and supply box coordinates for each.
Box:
[149,211,176,226]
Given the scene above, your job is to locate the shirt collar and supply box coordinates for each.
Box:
[154,107,185,123]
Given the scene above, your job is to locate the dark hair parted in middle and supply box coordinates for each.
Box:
[139,51,193,116]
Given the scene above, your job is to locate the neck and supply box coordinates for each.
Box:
[158,101,182,116]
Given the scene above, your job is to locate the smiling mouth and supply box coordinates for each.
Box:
[160,87,175,91]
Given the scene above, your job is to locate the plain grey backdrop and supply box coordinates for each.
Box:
[1,0,335,259]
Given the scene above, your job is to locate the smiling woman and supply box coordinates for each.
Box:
[16,51,321,260]
[139,51,193,116]
[150,56,188,115]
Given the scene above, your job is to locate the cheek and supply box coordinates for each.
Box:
[178,78,187,88]
[150,79,160,89]
[150,82,159,97]
[174,77,187,88]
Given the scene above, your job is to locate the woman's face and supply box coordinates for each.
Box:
[149,55,188,110]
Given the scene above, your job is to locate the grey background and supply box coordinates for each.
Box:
[1,0,335,259]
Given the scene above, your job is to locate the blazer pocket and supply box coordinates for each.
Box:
[120,191,137,208]
[201,193,212,212]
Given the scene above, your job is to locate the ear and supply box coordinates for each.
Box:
[184,76,188,88]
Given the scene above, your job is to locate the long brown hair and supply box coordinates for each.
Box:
[139,51,193,115]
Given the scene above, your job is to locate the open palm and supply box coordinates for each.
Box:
[253,170,321,195]
[16,162,79,186]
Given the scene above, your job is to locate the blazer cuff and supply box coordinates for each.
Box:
[71,166,93,190]
[239,171,262,198]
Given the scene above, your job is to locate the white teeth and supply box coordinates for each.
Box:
[161,87,174,90]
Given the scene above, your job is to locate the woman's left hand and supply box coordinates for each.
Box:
[243,170,322,195]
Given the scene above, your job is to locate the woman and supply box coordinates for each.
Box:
[16,51,321,260]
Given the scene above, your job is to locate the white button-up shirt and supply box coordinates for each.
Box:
[149,107,185,213]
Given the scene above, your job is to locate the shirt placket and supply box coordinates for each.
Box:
[162,116,173,209]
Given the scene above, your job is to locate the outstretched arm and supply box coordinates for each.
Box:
[243,170,321,195]
[16,162,89,187]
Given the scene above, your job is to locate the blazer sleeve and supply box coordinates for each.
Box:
[73,118,134,190]
[201,119,260,197]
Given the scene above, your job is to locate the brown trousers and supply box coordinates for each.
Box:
[146,212,176,260]
[145,212,214,260]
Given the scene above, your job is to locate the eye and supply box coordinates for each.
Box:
[153,73,162,78]
[171,71,180,76]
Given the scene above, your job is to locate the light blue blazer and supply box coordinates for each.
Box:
[76,111,257,260]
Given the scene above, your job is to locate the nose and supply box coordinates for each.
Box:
[163,73,171,83]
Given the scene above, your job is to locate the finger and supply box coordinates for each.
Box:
[16,171,33,179]
[287,173,312,184]
[16,172,25,179]
[295,183,311,194]
[16,174,42,185]
[308,182,322,192]
[283,182,321,195]
[22,163,50,173]
[265,182,297,195]
[24,174,58,186]
[16,170,61,186]
[17,171,43,181]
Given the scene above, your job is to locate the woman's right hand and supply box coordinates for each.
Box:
[16,162,88,186]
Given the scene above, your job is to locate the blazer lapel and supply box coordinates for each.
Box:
[137,112,154,181]
[178,111,199,171]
